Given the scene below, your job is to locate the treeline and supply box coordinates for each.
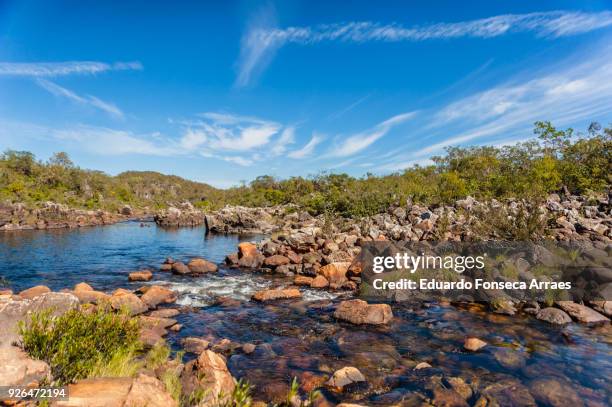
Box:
[220,121,611,217]
[1,121,610,217]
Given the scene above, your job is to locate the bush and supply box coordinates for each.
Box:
[19,306,140,384]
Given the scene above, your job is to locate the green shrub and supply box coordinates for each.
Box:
[19,306,140,384]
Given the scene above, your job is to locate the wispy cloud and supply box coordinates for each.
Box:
[328,94,372,120]
[288,134,324,158]
[330,111,417,157]
[270,126,296,156]
[236,10,612,86]
[36,79,124,118]
[377,43,612,170]
[0,61,142,77]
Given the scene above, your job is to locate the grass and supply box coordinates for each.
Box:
[19,306,140,384]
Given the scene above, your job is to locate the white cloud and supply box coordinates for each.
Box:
[222,156,254,166]
[330,111,416,157]
[236,10,612,86]
[36,79,124,118]
[0,61,142,77]
[270,126,295,156]
[378,44,612,170]
[288,134,324,158]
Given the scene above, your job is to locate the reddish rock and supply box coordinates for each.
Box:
[326,366,366,389]
[310,275,329,289]
[294,276,314,286]
[187,258,218,274]
[318,262,351,287]
[74,282,93,292]
[238,242,259,258]
[171,262,190,275]
[73,289,110,304]
[141,286,177,308]
[55,377,133,407]
[124,373,178,407]
[464,337,487,352]
[286,251,302,264]
[109,292,148,316]
[252,288,302,302]
[264,255,291,268]
[225,253,239,266]
[181,337,210,354]
[128,269,153,282]
[159,263,172,272]
[555,301,609,324]
[19,285,51,299]
[334,299,393,325]
[180,350,235,406]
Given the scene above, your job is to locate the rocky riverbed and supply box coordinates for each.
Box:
[0,193,611,406]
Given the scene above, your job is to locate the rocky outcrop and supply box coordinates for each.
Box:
[180,350,235,406]
[204,205,282,234]
[0,201,126,231]
[536,307,572,325]
[334,299,393,325]
[0,345,51,387]
[555,301,610,324]
[53,374,177,407]
[154,202,204,227]
[0,292,79,347]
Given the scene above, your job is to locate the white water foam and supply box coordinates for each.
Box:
[148,272,340,307]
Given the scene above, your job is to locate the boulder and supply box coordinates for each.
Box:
[123,373,178,407]
[109,293,148,316]
[159,263,172,272]
[128,270,153,282]
[140,286,177,308]
[334,299,393,325]
[238,242,259,258]
[171,262,190,275]
[318,262,351,287]
[18,285,51,299]
[555,301,610,324]
[180,350,235,406]
[310,275,329,289]
[73,289,110,305]
[0,292,79,347]
[181,337,210,354]
[187,258,218,274]
[263,255,290,268]
[54,377,133,407]
[252,288,302,302]
[74,282,93,292]
[0,345,51,387]
[326,366,366,389]
[536,307,572,325]
[464,337,487,352]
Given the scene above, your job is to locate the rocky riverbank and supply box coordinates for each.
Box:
[0,201,134,231]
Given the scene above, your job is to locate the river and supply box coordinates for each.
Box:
[1,221,611,405]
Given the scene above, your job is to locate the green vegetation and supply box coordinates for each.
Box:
[19,306,140,384]
[2,121,610,218]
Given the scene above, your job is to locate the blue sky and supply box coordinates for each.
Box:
[1,1,611,188]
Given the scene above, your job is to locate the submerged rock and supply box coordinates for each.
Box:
[326,366,366,390]
[529,378,581,407]
[333,299,393,325]
[463,337,487,352]
[536,307,572,325]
